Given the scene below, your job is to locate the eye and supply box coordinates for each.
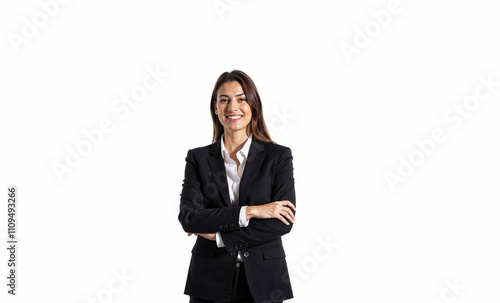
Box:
[219,99,228,103]
[238,98,246,102]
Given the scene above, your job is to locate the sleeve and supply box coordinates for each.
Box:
[216,206,249,248]
[216,231,225,247]
[220,147,296,252]
[178,149,241,233]
[239,206,250,227]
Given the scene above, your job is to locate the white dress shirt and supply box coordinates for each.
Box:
[215,133,252,261]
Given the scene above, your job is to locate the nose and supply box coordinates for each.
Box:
[228,99,239,112]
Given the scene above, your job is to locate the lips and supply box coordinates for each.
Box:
[226,115,243,121]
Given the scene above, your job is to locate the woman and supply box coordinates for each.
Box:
[179,70,296,303]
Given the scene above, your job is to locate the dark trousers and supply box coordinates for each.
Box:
[190,262,283,303]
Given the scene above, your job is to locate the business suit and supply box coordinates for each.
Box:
[179,136,295,303]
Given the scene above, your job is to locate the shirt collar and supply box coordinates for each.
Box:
[221,133,253,160]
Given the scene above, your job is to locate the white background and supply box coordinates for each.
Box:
[1,0,500,302]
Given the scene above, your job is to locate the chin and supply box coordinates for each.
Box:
[226,125,248,132]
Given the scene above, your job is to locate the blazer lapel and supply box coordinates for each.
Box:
[207,136,267,207]
[239,139,266,206]
[208,137,231,207]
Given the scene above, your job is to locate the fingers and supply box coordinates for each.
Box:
[283,207,295,223]
[275,200,295,225]
[248,200,296,224]
[281,206,295,224]
[281,200,296,212]
[277,215,290,225]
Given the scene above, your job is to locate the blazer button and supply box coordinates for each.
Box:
[218,225,223,230]
[234,245,239,249]
[243,252,250,258]
[224,224,228,228]
[229,252,236,257]
[229,223,234,228]
[244,242,249,247]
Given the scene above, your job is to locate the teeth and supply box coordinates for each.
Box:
[227,116,242,119]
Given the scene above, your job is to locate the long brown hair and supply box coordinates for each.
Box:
[210,70,274,144]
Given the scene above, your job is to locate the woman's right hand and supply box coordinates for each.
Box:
[246,200,296,225]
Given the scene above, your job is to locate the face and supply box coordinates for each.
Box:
[214,81,252,135]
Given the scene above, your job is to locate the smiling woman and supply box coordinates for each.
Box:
[179,70,297,303]
[214,81,252,135]
[210,70,275,145]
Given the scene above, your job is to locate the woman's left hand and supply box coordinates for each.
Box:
[187,232,216,241]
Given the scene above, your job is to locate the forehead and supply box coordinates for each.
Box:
[218,81,245,96]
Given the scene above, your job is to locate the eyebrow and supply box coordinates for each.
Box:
[218,93,246,98]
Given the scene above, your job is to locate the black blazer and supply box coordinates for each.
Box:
[179,136,295,302]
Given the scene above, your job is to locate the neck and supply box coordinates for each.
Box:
[223,130,250,154]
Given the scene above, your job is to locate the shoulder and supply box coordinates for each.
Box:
[260,140,293,159]
[260,141,294,173]
[184,142,216,162]
[189,142,213,154]
[267,141,291,152]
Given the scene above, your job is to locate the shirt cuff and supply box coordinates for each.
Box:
[239,206,250,228]
[215,231,225,248]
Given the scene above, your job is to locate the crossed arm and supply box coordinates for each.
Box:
[179,147,296,248]
[188,200,296,241]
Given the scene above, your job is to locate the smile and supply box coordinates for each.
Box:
[226,115,243,121]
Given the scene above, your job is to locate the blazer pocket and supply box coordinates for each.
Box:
[262,246,286,260]
[191,242,217,257]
